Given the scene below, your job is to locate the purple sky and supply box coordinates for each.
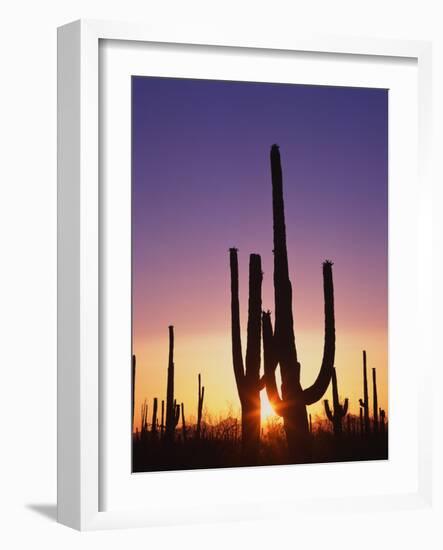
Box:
[131,76,388,421]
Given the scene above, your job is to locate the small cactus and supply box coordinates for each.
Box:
[196,373,205,439]
[359,350,370,435]
[324,367,348,437]
[151,397,158,436]
[140,400,148,436]
[160,400,165,437]
[372,368,379,433]
[181,402,187,440]
[380,408,386,434]
[359,405,364,436]
[165,326,179,441]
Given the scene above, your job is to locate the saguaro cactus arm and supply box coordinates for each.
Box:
[323,367,348,435]
[324,399,333,422]
[230,248,263,401]
[229,248,246,399]
[302,261,336,405]
[262,310,284,416]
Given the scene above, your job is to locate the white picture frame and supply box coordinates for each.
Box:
[57,19,433,531]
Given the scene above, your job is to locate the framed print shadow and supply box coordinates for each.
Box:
[131,78,388,472]
[57,19,433,531]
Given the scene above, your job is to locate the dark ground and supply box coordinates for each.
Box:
[132,425,388,473]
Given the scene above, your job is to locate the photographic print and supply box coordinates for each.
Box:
[131,76,388,472]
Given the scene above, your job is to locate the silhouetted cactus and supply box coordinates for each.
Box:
[372,368,379,433]
[165,325,179,441]
[359,350,370,435]
[379,408,386,434]
[359,405,364,436]
[262,144,335,461]
[324,367,348,437]
[141,399,148,436]
[309,413,312,434]
[181,402,187,440]
[160,400,165,438]
[196,373,205,439]
[132,354,136,433]
[230,248,264,460]
[151,397,158,436]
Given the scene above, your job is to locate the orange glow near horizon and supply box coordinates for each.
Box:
[133,325,388,433]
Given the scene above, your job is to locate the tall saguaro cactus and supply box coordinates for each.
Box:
[359,350,370,435]
[196,373,205,439]
[165,325,178,441]
[262,145,336,460]
[229,248,264,460]
[372,368,379,433]
[324,367,349,436]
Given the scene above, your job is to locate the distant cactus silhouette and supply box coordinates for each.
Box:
[359,405,364,436]
[132,354,136,433]
[372,368,379,433]
[151,397,158,436]
[309,413,312,434]
[196,373,205,439]
[262,144,335,460]
[324,367,348,437]
[379,408,386,434]
[165,326,180,441]
[141,399,148,436]
[229,248,264,460]
[181,403,187,440]
[160,399,165,438]
[359,350,370,435]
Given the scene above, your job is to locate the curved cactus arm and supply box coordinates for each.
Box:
[262,310,284,416]
[342,398,349,417]
[229,248,245,400]
[303,261,336,405]
[324,399,333,422]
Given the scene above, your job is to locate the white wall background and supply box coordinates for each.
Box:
[0,1,441,547]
